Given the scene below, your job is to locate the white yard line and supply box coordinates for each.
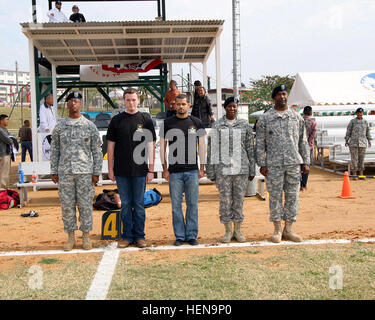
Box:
[85,248,120,300]
[1,238,375,257]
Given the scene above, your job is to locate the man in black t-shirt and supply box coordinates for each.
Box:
[107,88,156,249]
[70,5,86,22]
[160,94,206,246]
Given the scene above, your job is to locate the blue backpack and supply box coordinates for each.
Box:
[144,188,162,208]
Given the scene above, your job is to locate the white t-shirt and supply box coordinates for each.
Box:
[47,8,70,23]
[38,103,57,133]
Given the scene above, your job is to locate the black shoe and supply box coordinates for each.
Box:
[21,210,39,217]
[187,239,199,246]
[173,240,184,246]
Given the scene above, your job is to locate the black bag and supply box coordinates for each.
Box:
[93,189,119,211]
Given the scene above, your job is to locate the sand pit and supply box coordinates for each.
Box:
[1,166,375,253]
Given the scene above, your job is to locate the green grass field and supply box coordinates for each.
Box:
[1,243,374,300]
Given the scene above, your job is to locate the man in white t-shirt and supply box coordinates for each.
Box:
[47,1,70,23]
[38,94,58,160]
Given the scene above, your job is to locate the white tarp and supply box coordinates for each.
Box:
[80,65,139,82]
[288,70,375,106]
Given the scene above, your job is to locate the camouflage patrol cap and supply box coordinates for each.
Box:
[66,91,82,102]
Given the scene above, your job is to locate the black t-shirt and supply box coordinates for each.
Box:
[70,13,86,22]
[106,112,156,177]
[160,115,206,173]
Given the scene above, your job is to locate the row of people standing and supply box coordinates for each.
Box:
[50,85,311,251]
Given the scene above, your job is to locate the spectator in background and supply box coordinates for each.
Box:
[300,106,317,191]
[39,94,57,134]
[47,1,70,23]
[0,114,13,191]
[70,5,86,22]
[39,94,58,161]
[193,80,202,105]
[191,86,215,128]
[18,120,33,162]
[164,80,181,118]
[345,107,372,178]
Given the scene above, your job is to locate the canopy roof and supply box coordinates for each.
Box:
[21,20,224,66]
[288,70,375,106]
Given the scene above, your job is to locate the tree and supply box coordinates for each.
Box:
[241,74,295,112]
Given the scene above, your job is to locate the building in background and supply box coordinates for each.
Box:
[0,69,30,104]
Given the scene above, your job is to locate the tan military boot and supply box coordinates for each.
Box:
[282,221,303,242]
[233,222,246,243]
[221,222,233,243]
[82,232,92,250]
[271,221,282,243]
[63,231,76,251]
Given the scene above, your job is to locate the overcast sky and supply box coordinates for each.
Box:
[0,0,374,88]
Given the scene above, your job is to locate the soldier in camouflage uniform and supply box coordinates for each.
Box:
[206,96,256,243]
[256,85,310,243]
[50,92,103,251]
[345,108,372,178]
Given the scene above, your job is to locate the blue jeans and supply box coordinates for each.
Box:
[21,141,33,162]
[169,170,199,241]
[116,176,146,242]
[301,149,313,188]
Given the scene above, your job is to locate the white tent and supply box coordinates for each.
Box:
[288,70,375,106]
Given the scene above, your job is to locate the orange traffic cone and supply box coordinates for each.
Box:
[338,171,356,199]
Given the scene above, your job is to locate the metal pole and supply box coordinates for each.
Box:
[15,61,19,106]
[215,37,222,119]
[157,0,161,18]
[51,64,58,120]
[162,0,166,20]
[232,0,241,99]
[203,62,208,89]
[28,38,38,162]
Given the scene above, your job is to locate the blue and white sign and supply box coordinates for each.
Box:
[361,73,375,91]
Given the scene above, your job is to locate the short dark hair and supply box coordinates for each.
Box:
[24,120,30,124]
[169,80,177,86]
[0,114,8,121]
[176,94,188,101]
[123,87,139,99]
[303,106,312,115]
[194,80,202,87]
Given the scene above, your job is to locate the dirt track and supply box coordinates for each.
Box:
[1,166,375,253]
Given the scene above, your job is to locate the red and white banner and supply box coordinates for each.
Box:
[102,59,162,74]
[80,65,139,82]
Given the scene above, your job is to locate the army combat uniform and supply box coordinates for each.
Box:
[206,116,256,224]
[256,108,310,223]
[345,118,372,172]
[50,116,102,233]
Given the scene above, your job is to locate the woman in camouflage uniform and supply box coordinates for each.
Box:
[206,97,256,243]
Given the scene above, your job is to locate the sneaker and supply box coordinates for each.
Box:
[21,210,39,217]
[173,240,184,246]
[187,239,199,246]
